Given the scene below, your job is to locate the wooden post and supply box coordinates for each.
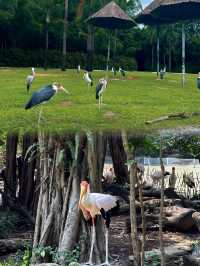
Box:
[157,26,160,77]
[159,139,165,266]
[182,23,186,87]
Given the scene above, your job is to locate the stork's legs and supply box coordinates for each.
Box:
[38,106,43,127]
[99,96,101,111]
[100,228,111,266]
[86,218,95,265]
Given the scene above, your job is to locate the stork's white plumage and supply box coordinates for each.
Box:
[83,71,93,88]
[26,67,35,93]
[77,64,81,73]
[183,172,195,188]
[79,180,117,265]
[96,78,108,111]
[150,170,170,186]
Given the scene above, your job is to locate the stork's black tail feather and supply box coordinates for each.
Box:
[103,183,129,203]
[27,84,30,92]
[91,81,93,86]
[96,92,99,100]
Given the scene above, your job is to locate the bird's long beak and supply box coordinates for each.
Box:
[61,87,70,95]
[78,185,86,210]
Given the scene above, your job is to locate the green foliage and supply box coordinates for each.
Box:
[31,245,81,265]
[0,212,20,239]
[144,250,161,266]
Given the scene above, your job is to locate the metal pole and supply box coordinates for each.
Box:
[182,23,186,87]
[157,26,160,77]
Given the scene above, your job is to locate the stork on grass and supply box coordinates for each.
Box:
[25,82,70,126]
[77,64,81,73]
[79,180,117,266]
[96,78,108,111]
[119,67,126,79]
[84,71,93,88]
[26,67,35,93]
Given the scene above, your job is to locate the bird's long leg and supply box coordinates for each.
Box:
[38,106,43,128]
[101,228,110,266]
[87,218,95,265]
[99,95,101,111]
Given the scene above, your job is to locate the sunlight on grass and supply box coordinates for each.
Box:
[0,68,200,133]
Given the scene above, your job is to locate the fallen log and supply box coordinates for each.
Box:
[145,112,200,125]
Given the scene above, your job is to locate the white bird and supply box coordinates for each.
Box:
[183,172,195,188]
[77,64,81,73]
[79,180,117,266]
[169,167,177,189]
[26,67,35,93]
[83,71,93,88]
[96,78,108,111]
[150,170,170,186]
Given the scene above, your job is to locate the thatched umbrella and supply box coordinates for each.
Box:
[137,0,200,86]
[135,9,169,77]
[87,1,135,71]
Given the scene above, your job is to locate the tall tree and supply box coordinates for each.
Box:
[62,0,68,71]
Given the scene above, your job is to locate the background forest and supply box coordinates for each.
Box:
[1,0,200,72]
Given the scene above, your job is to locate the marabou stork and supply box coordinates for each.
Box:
[25,82,70,125]
[79,180,117,266]
[183,173,195,188]
[150,170,170,187]
[84,71,93,88]
[26,67,35,93]
[96,78,107,111]
[119,67,125,79]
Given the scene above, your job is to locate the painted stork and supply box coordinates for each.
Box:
[119,67,125,78]
[183,172,195,188]
[26,67,35,93]
[25,82,70,125]
[83,71,93,88]
[96,78,107,111]
[79,180,117,266]
[150,170,170,186]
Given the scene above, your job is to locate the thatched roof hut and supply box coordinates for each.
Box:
[87,1,135,29]
[136,0,200,23]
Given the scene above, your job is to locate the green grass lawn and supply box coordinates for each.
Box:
[0,68,200,133]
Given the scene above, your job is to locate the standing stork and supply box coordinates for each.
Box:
[79,180,117,266]
[119,67,126,79]
[83,71,93,88]
[25,82,70,125]
[150,170,171,187]
[77,64,81,73]
[183,172,195,188]
[26,67,35,93]
[96,78,107,111]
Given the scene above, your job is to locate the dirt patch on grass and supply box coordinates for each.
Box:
[59,100,73,107]
[104,111,116,119]
[127,76,140,80]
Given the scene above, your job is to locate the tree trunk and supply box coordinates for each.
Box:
[85,132,107,264]
[108,133,128,184]
[122,131,141,266]
[62,0,68,71]
[4,132,18,206]
[44,10,50,70]
[86,0,94,71]
[159,140,165,266]
[19,133,37,211]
